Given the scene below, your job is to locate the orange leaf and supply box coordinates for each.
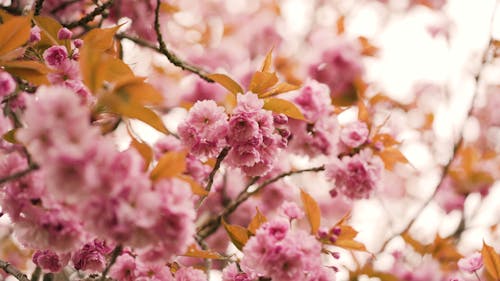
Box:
[260,82,300,98]
[177,174,208,197]
[2,60,50,85]
[300,189,321,235]
[113,77,164,106]
[358,100,369,123]
[247,207,267,235]
[0,15,31,57]
[2,129,17,144]
[372,133,400,147]
[402,231,427,255]
[249,71,278,95]
[260,48,274,73]
[126,125,153,169]
[160,2,180,13]
[482,241,500,280]
[207,73,244,96]
[183,244,224,260]
[358,36,379,57]
[222,219,249,251]
[336,15,345,34]
[377,147,409,170]
[33,16,70,51]
[263,98,305,121]
[150,150,187,181]
[335,239,367,252]
[82,25,121,51]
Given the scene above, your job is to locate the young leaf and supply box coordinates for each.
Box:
[260,82,300,98]
[482,241,500,280]
[82,25,121,51]
[176,174,209,197]
[222,219,250,251]
[150,150,187,181]
[249,71,278,95]
[113,77,164,106]
[207,73,244,96]
[0,15,31,57]
[247,207,267,235]
[377,147,409,170]
[300,189,321,235]
[260,48,274,73]
[335,239,367,252]
[2,129,17,144]
[263,98,305,121]
[126,125,153,169]
[182,244,224,260]
[2,60,50,85]
[33,16,69,50]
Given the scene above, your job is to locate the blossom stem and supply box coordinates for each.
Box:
[64,0,114,29]
[31,267,41,281]
[196,166,325,240]
[474,271,482,281]
[0,259,30,281]
[99,245,122,281]
[153,0,214,83]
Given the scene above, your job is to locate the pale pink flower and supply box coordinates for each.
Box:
[222,263,252,281]
[280,201,305,220]
[178,100,228,159]
[294,79,333,123]
[325,149,383,200]
[0,71,16,98]
[57,28,72,40]
[340,121,369,148]
[174,267,208,281]
[109,254,141,281]
[458,252,483,273]
[30,26,41,43]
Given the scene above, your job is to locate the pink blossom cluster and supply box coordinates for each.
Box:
[110,253,207,281]
[1,85,196,272]
[226,93,288,176]
[240,219,336,281]
[325,149,384,199]
[288,79,340,157]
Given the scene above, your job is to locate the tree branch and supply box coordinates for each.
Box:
[99,245,122,281]
[152,0,214,82]
[34,0,44,16]
[196,166,325,240]
[64,0,114,29]
[0,164,39,185]
[205,147,230,193]
[0,259,30,281]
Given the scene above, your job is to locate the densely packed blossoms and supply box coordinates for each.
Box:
[0,0,499,280]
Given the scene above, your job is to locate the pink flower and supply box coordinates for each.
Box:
[174,267,208,281]
[0,71,16,98]
[30,26,41,43]
[309,39,364,98]
[72,240,112,272]
[241,219,327,281]
[280,201,304,220]
[458,252,483,273]
[222,263,252,281]
[109,254,141,281]
[294,79,333,123]
[32,250,69,273]
[57,28,72,40]
[325,149,383,200]
[43,46,68,67]
[340,121,369,148]
[178,100,228,159]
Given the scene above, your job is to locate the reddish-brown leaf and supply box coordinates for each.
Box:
[222,219,250,251]
[182,244,224,260]
[247,207,268,235]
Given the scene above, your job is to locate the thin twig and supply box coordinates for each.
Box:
[0,259,30,281]
[376,2,498,254]
[205,147,230,192]
[64,0,114,29]
[34,0,44,15]
[99,245,122,281]
[152,0,214,82]
[196,166,325,240]
[0,164,39,185]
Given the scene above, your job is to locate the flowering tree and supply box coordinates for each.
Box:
[0,0,499,280]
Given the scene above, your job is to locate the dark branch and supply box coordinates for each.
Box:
[34,0,44,16]
[205,147,230,193]
[0,259,30,281]
[64,0,114,29]
[99,245,122,281]
[197,166,325,240]
[0,164,39,185]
